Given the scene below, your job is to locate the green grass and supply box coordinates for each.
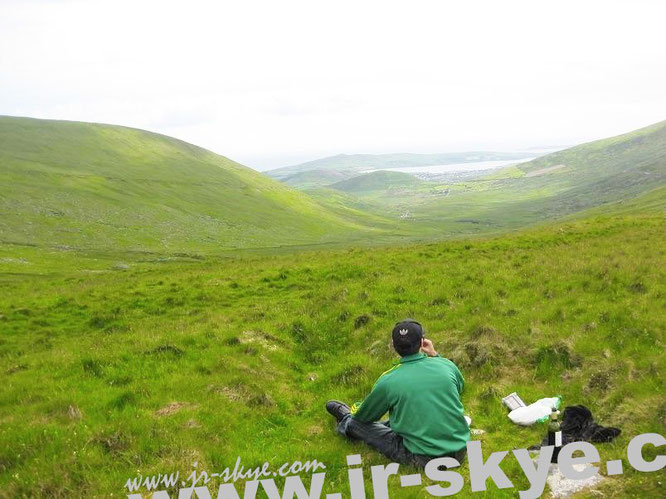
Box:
[279,169,350,189]
[1,196,664,496]
[0,116,397,252]
[328,170,422,193]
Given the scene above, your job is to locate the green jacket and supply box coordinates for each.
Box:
[350,353,470,456]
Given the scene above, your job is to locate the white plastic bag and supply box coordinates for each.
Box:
[508,396,561,426]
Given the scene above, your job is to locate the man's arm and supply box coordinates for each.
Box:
[350,380,391,423]
[422,338,465,394]
[421,338,437,357]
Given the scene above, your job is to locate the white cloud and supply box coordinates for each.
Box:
[1,0,665,169]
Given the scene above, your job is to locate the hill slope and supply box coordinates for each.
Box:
[329,170,422,193]
[279,168,349,189]
[510,119,666,212]
[403,120,666,232]
[0,116,392,251]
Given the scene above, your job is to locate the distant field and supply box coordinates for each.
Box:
[1,189,664,497]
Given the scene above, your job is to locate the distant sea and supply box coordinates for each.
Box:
[365,157,536,175]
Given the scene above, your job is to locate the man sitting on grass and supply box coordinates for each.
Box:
[326,319,470,468]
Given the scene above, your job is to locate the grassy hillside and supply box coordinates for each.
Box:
[0,116,395,252]
[268,152,532,187]
[574,184,666,217]
[325,121,666,238]
[329,170,422,193]
[0,190,664,497]
[298,188,403,231]
[280,169,349,189]
[509,120,666,214]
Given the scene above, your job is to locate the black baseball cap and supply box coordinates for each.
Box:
[392,319,425,355]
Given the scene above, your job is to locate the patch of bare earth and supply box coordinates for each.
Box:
[305,424,324,436]
[238,330,282,351]
[208,384,276,407]
[525,164,566,177]
[155,401,195,416]
[209,385,246,402]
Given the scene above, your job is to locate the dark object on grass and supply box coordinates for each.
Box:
[146,344,184,356]
[531,404,621,450]
[560,405,621,443]
[354,314,371,329]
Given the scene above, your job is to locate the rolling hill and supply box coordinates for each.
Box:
[278,169,349,189]
[0,116,395,252]
[509,119,666,212]
[446,119,666,223]
[267,151,532,188]
[329,170,422,193]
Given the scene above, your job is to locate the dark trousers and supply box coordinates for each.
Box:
[337,416,466,469]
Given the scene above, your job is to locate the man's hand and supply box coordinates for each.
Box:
[421,338,438,357]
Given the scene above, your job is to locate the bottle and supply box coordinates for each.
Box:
[547,408,562,463]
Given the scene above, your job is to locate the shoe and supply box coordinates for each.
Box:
[326,400,350,422]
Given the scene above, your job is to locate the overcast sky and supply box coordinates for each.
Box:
[1,0,665,170]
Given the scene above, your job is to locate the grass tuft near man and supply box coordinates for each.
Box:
[326,319,470,468]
